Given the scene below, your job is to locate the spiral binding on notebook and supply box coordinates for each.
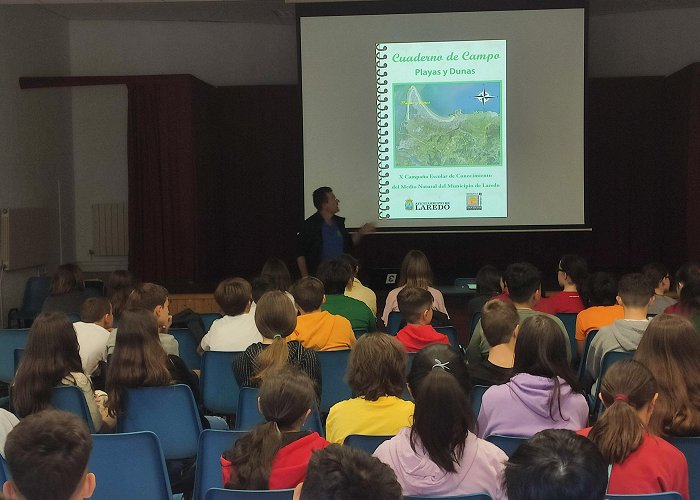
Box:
[376,43,391,218]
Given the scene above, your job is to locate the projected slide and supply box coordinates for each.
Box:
[377,40,507,219]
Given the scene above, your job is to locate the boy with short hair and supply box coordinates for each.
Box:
[73,297,112,376]
[105,282,178,356]
[3,410,96,500]
[199,277,263,352]
[468,299,518,386]
[294,444,402,500]
[586,273,654,384]
[395,287,449,352]
[467,262,571,365]
[317,259,377,332]
[289,276,356,351]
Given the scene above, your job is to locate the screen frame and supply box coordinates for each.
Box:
[296,0,590,233]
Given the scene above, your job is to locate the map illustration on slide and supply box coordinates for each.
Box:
[393,82,501,167]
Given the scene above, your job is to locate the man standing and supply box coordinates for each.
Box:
[296,187,373,277]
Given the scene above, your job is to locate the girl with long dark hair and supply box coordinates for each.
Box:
[12,312,112,431]
[374,344,506,499]
[477,315,588,437]
[221,368,329,490]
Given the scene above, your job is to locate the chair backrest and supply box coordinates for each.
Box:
[14,348,24,375]
[193,429,247,500]
[592,349,635,414]
[205,488,295,499]
[200,313,223,333]
[556,312,579,367]
[606,494,683,500]
[117,384,203,460]
[170,328,201,370]
[485,434,528,458]
[0,329,29,383]
[51,385,96,433]
[386,311,403,335]
[470,385,489,417]
[404,494,493,500]
[90,431,173,500]
[317,349,352,413]
[200,351,241,416]
[344,434,393,454]
[18,276,51,319]
[0,454,8,484]
[434,326,460,350]
[670,436,700,500]
[352,327,367,338]
[235,387,324,436]
[578,329,599,381]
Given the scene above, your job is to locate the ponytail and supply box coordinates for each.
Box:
[253,335,290,384]
[588,359,657,464]
[411,367,474,472]
[224,421,283,489]
[224,367,316,489]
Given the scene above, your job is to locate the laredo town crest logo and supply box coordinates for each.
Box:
[405,198,414,210]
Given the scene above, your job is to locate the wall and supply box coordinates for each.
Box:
[589,7,700,77]
[68,20,298,272]
[0,6,74,326]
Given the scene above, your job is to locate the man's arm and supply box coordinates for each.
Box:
[297,255,309,277]
[351,222,376,245]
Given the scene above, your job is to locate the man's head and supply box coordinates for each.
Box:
[125,282,170,327]
[557,254,588,288]
[295,444,402,500]
[642,262,671,294]
[503,429,607,500]
[481,299,519,348]
[504,262,542,305]
[214,278,252,316]
[617,273,655,309]
[397,286,433,325]
[80,297,113,330]
[316,258,353,295]
[290,277,325,314]
[3,410,95,500]
[312,186,339,213]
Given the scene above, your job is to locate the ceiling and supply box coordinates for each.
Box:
[2,0,700,24]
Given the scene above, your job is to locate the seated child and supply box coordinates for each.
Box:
[233,291,321,396]
[395,287,449,352]
[73,296,112,376]
[3,409,95,500]
[289,277,355,351]
[221,367,329,490]
[578,359,689,499]
[326,333,414,444]
[477,315,588,438]
[317,259,376,332]
[200,277,263,352]
[105,282,178,357]
[504,429,608,500]
[294,444,402,500]
[468,299,518,387]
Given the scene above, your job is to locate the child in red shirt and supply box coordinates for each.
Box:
[578,359,689,499]
[395,287,449,353]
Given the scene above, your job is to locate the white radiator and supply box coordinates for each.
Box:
[92,203,128,257]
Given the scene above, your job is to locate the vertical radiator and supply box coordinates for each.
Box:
[92,203,128,256]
